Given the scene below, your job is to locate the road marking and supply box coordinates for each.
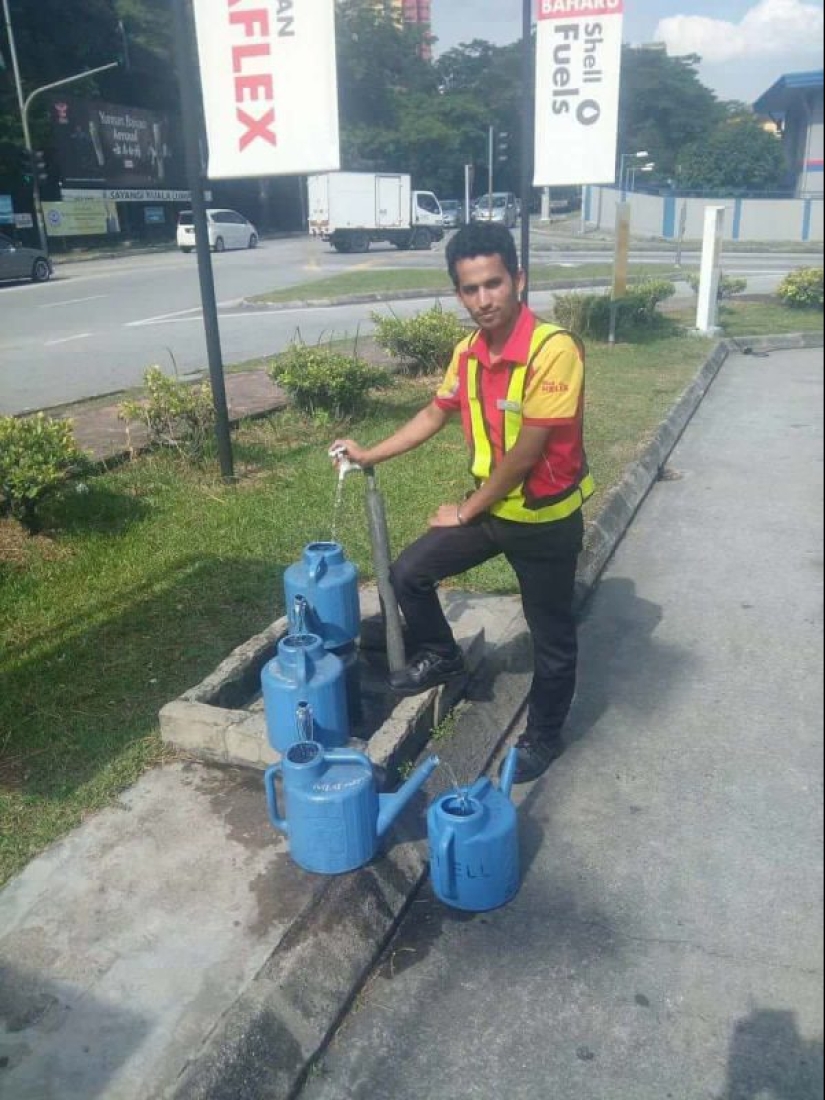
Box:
[39,295,108,309]
[45,333,92,346]
[126,306,202,327]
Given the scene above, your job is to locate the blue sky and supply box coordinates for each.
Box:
[430,0,824,102]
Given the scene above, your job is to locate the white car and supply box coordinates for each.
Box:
[176,209,259,253]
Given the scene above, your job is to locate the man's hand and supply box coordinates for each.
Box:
[330,438,371,468]
[429,503,465,528]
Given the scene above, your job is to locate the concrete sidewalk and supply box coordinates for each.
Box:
[0,334,821,1100]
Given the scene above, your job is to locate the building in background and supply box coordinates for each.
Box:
[381,0,432,58]
[754,70,823,197]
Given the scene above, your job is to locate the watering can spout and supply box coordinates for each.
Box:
[377,755,440,840]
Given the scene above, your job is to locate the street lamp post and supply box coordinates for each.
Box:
[618,149,649,193]
[2,0,118,253]
[628,162,655,191]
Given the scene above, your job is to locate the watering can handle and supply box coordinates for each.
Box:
[434,826,457,901]
[308,553,326,584]
[264,764,288,835]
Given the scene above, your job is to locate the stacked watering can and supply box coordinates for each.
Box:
[261,541,361,756]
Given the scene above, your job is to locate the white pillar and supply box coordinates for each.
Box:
[540,187,550,223]
[695,205,726,335]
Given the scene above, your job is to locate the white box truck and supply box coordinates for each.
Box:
[307,172,444,253]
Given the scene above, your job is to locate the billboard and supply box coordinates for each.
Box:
[191,0,340,179]
[534,0,624,186]
[50,97,185,190]
[42,197,121,237]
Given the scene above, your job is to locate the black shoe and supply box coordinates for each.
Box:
[388,649,466,696]
[503,734,563,785]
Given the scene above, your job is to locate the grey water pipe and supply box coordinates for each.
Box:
[362,467,407,674]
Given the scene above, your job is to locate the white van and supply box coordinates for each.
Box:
[176,209,259,253]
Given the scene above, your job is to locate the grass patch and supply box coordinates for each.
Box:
[669,298,824,337]
[1,298,819,884]
[250,263,681,305]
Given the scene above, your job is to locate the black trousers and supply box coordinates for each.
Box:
[390,510,584,741]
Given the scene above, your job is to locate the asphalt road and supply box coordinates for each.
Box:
[0,234,808,415]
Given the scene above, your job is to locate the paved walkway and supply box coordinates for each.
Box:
[295,345,825,1100]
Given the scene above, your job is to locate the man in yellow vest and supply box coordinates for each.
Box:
[332,223,593,783]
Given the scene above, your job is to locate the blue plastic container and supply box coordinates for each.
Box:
[265,741,439,875]
[261,633,349,753]
[427,749,520,912]
[284,542,360,651]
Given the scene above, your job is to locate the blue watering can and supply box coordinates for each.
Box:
[261,633,349,753]
[265,741,439,875]
[427,748,520,912]
[284,542,360,650]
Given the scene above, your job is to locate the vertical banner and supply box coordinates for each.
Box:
[534,0,624,186]
[191,0,341,180]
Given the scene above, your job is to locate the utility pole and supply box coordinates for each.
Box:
[519,0,532,303]
[171,0,234,481]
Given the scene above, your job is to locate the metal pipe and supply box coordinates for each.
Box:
[363,467,407,674]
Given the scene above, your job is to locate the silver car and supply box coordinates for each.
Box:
[0,232,53,283]
[472,192,519,229]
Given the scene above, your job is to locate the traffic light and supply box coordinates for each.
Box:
[496,130,509,164]
[19,150,33,184]
[33,150,48,183]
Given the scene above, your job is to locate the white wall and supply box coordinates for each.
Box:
[585,186,823,242]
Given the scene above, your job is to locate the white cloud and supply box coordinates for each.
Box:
[654,0,824,63]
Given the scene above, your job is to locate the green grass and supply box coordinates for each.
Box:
[669,297,825,337]
[250,263,681,304]
[0,301,820,885]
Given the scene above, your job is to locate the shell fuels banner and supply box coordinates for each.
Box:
[534,0,624,186]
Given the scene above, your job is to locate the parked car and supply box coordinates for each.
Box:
[471,192,518,229]
[440,199,464,229]
[0,232,52,283]
[176,209,258,253]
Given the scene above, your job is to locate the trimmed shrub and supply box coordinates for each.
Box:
[776,268,823,310]
[370,304,468,375]
[119,367,215,460]
[552,278,676,340]
[267,344,389,420]
[685,272,748,299]
[0,413,85,530]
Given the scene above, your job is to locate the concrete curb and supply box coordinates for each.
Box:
[241,279,614,313]
[162,331,823,1100]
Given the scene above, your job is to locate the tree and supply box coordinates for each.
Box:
[677,117,787,192]
[618,47,724,180]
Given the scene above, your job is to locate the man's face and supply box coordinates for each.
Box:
[454,253,525,338]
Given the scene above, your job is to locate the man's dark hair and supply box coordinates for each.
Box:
[445,223,520,288]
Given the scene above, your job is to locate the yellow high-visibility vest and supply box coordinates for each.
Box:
[466,322,595,524]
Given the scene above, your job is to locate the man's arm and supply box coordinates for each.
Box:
[430,425,551,528]
[332,401,453,469]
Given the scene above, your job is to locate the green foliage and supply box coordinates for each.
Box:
[552,279,676,340]
[119,366,215,459]
[617,47,724,180]
[677,117,786,192]
[370,305,468,375]
[267,344,390,420]
[685,273,748,299]
[776,268,824,309]
[0,413,85,530]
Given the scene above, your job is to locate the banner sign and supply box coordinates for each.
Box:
[50,97,185,190]
[191,0,341,179]
[42,197,121,237]
[534,0,624,186]
[61,188,192,203]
